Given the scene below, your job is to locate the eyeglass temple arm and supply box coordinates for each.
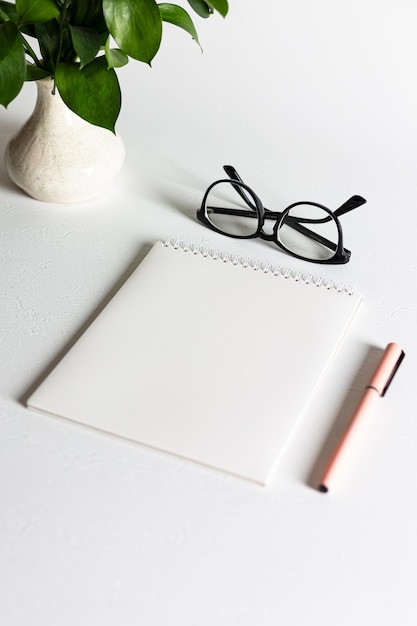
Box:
[224,165,366,220]
[334,195,366,217]
[222,165,258,211]
[263,194,367,223]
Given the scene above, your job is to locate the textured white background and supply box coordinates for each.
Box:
[1,1,417,624]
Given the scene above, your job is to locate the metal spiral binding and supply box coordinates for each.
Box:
[163,238,355,295]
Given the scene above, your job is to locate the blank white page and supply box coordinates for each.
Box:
[27,241,362,485]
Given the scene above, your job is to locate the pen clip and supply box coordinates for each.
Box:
[367,343,405,397]
[381,349,405,396]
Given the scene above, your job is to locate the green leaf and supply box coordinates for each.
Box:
[20,24,37,37]
[70,0,91,25]
[0,1,18,22]
[35,20,60,73]
[68,24,100,69]
[187,0,211,18]
[25,62,50,81]
[55,57,121,132]
[104,37,129,69]
[159,4,201,49]
[15,0,60,25]
[0,21,26,107]
[103,0,162,64]
[205,0,228,17]
[72,0,107,32]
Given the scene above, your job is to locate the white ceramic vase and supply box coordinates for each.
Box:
[5,78,125,203]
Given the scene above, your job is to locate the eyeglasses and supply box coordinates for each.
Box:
[197,165,366,264]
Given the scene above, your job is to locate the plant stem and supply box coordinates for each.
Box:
[55,0,71,70]
[20,34,43,68]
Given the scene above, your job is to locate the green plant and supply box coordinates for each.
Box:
[0,0,228,131]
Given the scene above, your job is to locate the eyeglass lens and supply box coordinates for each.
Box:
[277,205,340,261]
[204,181,260,237]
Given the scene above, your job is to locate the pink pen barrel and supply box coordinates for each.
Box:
[318,343,405,493]
[318,387,379,492]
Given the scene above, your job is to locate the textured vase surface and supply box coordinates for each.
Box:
[5,78,125,203]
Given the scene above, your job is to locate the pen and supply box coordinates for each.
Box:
[318,342,405,493]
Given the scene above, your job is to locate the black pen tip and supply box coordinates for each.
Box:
[318,484,328,493]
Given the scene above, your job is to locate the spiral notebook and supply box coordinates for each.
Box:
[26,239,362,485]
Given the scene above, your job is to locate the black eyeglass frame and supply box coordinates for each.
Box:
[197,165,367,265]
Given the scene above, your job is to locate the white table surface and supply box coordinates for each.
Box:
[1,1,417,624]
